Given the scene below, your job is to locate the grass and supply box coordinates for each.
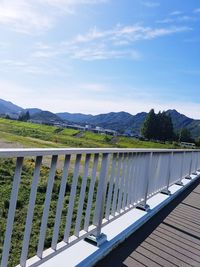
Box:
[0,157,96,267]
[0,118,179,266]
[0,118,177,149]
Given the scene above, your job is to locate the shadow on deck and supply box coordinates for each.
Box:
[95,178,200,267]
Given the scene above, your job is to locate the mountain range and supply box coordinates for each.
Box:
[0,98,200,138]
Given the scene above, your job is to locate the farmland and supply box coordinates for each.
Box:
[0,118,177,149]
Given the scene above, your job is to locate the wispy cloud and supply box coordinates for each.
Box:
[32,24,190,61]
[157,9,200,24]
[141,1,160,8]
[0,0,108,34]
[0,58,71,76]
[170,11,183,16]
[194,8,200,13]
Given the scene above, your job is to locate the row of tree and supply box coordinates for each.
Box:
[18,111,30,121]
[141,109,193,142]
[141,109,174,141]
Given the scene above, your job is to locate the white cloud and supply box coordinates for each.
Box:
[170,11,183,16]
[70,47,141,61]
[194,8,200,13]
[32,24,190,61]
[0,0,108,34]
[0,58,71,76]
[141,1,160,8]
[73,25,191,44]
[78,83,108,92]
[157,10,200,25]
[0,0,53,34]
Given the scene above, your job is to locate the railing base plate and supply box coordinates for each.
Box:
[84,233,107,247]
[136,203,150,212]
[185,175,192,180]
[175,181,183,186]
[161,189,171,195]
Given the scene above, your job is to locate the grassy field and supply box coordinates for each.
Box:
[0,157,96,267]
[0,118,177,149]
[0,118,179,266]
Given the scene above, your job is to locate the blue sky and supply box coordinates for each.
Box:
[0,0,200,118]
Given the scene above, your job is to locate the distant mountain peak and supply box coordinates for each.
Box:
[0,98,23,114]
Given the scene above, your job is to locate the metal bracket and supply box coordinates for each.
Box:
[161,188,171,195]
[192,172,198,175]
[136,201,150,211]
[84,233,107,247]
[185,175,192,180]
[175,181,183,186]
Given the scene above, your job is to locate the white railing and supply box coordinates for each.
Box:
[0,148,200,267]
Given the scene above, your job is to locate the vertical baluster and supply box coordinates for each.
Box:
[111,153,123,216]
[186,152,192,179]
[175,152,184,186]
[161,152,172,195]
[20,156,42,266]
[195,152,198,174]
[117,153,128,213]
[136,152,152,211]
[84,154,99,232]
[198,152,200,171]
[74,154,91,237]
[192,151,196,174]
[122,153,132,210]
[131,153,140,205]
[85,153,110,246]
[51,155,71,250]
[127,153,135,207]
[93,154,110,229]
[37,155,58,259]
[1,157,24,267]
[64,154,81,243]
[105,153,117,220]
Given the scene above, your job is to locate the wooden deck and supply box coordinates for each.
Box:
[96,178,200,267]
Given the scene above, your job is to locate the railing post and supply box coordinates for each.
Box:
[161,152,173,195]
[136,152,152,211]
[85,153,110,246]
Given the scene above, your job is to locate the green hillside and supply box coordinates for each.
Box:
[0,118,177,149]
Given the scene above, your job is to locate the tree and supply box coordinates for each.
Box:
[141,109,174,141]
[157,111,174,141]
[141,109,157,139]
[179,128,192,142]
[18,111,30,122]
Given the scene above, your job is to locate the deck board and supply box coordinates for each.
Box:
[95,179,200,267]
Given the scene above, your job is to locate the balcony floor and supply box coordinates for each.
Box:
[95,178,200,267]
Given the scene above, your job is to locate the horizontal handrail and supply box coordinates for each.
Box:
[0,148,199,158]
[0,148,200,267]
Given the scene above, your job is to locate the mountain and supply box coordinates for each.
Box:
[57,110,200,138]
[57,111,147,133]
[87,111,147,133]
[0,99,23,114]
[57,112,93,123]
[30,111,64,124]
[1,98,200,138]
[25,108,43,116]
[166,109,193,129]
